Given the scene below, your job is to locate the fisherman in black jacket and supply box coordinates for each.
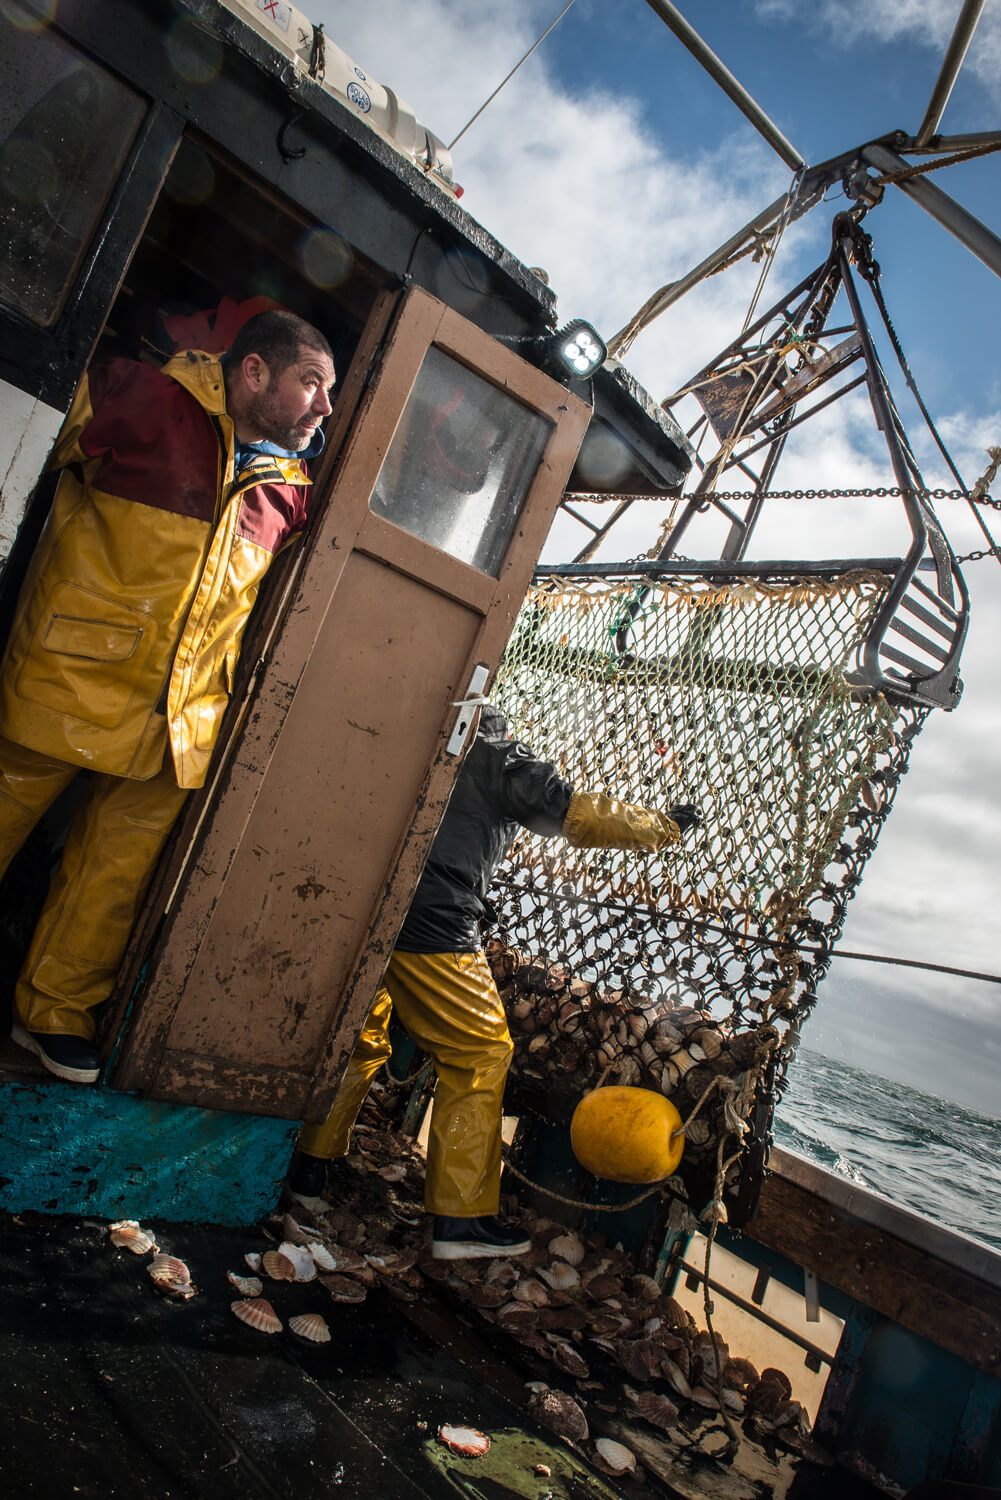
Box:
[286,705,698,1259]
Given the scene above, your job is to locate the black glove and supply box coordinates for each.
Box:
[667,804,700,837]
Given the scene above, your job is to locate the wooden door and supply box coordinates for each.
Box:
[112,287,590,1118]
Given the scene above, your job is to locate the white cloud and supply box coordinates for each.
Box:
[757,0,1001,98]
[315,0,800,379]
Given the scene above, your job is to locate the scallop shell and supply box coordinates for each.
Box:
[722,1356,760,1391]
[693,1027,723,1060]
[320,1273,367,1303]
[244,1252,263,1272]
[279,1213,318,1246]
[289,1312,332,1343]
[496,1300,539,1330]
[514,1277,550,1308]
[262,1250,297,1282]
[148,1254,196,1298]
[594,1438,636,1474]
[547,1336,589,1378]
[484,1259,518,1285]
[307,1243,338,1272]
[278,1242,316,1282]
[663,1357,693,1398]
[548,1232,585,1267]
[632,1389,680,1429]
[438,1425,490,1457]
[227,1270,264,1297]
[583,1272,622,1300]
[526,1389,589,1442]
[109,1220,158,1255]
[630,1273,661,1302]
[378,1164,407,1182]
[231,1297,281,1334]
[323,1242,367,1274]
[539,1262,579,1291]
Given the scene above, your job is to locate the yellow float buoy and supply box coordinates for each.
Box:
[570,1086,685,1184]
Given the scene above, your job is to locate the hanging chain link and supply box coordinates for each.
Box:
[685,485,1000,507]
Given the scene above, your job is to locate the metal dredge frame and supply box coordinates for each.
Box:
[489,563,928,1221]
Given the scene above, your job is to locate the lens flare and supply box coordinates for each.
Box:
[300,228,353,289]
[166,17,223,85]
[1,0,57,32]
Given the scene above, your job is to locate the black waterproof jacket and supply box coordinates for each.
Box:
[396,705,573,953]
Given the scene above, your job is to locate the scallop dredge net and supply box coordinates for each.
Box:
[489,569,927,1216]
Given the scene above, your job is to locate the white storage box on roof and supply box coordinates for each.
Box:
[219,0,456,192]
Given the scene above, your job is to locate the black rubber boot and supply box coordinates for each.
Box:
[285,1150,328,1202]
[11,1022,100,1084]
[431,1214,531,1260]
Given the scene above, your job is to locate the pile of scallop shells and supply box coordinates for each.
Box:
[423,1209,821,1475]
[257,1108,826,1481]
[485,937,771,1174]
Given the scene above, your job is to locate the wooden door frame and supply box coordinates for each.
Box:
[111,286,590,1114]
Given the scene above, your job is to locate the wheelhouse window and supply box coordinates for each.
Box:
[370,345,552,575]
[0,8,145,325]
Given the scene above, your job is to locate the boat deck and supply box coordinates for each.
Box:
[0,1210,884,1500]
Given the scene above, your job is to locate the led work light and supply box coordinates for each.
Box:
[551,320,607,380]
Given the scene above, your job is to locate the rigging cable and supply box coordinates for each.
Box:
[448,0,577,152]
[663,910,1001,987]
[855,242,1001,570]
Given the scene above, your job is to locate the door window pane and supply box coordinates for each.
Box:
[0,11,146,325]
[371,345,552,575]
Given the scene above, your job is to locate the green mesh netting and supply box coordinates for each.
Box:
[486,569,927,1203]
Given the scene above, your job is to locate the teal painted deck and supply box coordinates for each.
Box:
[0,1071,296,1226]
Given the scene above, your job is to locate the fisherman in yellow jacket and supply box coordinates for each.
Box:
[0,308,336,1083]
[287,704,699,1260]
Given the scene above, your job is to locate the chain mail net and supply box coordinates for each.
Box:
[486,569,927,1207]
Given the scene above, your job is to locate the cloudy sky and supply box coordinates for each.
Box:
[318,0,1001,1114]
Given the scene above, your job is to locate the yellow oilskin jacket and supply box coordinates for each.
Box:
[0,351,314,788]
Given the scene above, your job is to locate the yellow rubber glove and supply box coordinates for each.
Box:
[561,791,681,850]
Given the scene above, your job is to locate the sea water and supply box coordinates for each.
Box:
[774,1047,1001,1254]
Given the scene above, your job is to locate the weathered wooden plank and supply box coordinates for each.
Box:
[748,1166,1001,1377]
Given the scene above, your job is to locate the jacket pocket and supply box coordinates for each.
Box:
[14,581,158,731]
[42,614,142,662]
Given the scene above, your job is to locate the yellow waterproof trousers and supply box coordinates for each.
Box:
[0,736,189,1039]
[298,950,513,1217]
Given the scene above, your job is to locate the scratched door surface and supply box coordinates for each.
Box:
[113,287,590,1118]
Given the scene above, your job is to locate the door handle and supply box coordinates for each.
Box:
[446,663,490,754]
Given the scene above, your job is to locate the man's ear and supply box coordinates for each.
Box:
[240,352,268,392]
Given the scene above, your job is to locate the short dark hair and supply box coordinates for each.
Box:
[228,309,333,376]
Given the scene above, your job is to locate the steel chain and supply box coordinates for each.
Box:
[688,485,999,506]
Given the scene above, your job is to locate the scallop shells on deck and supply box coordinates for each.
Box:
[307,1243,338,1272]
[289,1312,331,1343]
[262,1249,296,1282]
[277,1242,316,1282]
[227,1270,264,1297]
[109,1220,158,1255]
[438,1425,490,1457]
[548,1232,584,1266]
[244,1252,263,1272]
[539,1262,579,1291]
[231,1297,281,1334]
[594,1438,637,1474]
[631,1389,680,1429]
[526,1389,588,1442]
[148,1254,195,1298]
[320,1273,367,1303]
